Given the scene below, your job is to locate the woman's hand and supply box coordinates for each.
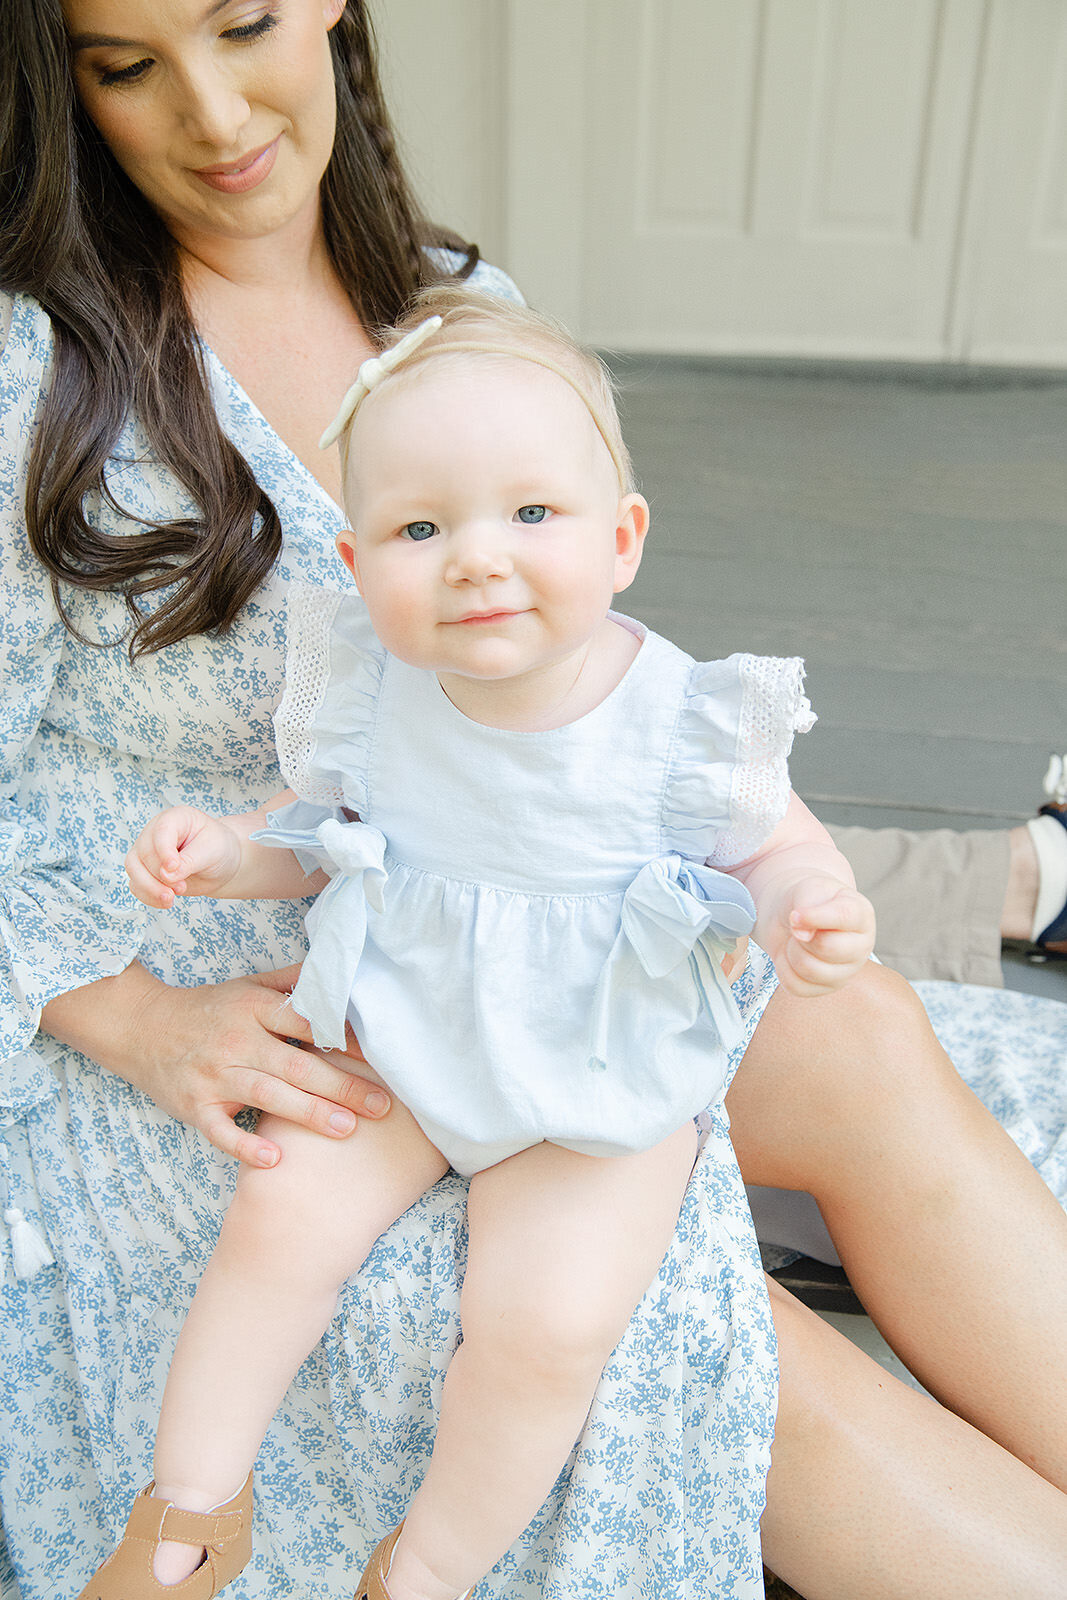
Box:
[40,962,389,1167]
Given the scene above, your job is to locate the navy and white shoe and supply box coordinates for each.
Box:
[1034,753,1067,956]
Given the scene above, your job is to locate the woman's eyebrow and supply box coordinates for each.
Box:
[68,0,233,50]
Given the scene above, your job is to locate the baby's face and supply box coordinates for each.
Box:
[336,358,644,689]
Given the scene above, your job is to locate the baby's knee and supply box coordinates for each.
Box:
[226,1125,338,1254]
[464,1292,630,1397]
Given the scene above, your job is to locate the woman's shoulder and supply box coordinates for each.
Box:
[426,250,525,307]
[0,288,55,375]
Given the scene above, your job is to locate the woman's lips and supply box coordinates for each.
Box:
[194,137,280,194]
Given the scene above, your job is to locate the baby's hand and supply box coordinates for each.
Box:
[775,876,876,997]
[126,807,242,909]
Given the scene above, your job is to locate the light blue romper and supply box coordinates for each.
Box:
[263,584,815,1175]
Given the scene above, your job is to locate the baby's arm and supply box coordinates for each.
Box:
[126,792,328,908]
[731,793,875,997]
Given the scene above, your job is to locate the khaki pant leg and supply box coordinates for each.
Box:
[827,824,1010,987]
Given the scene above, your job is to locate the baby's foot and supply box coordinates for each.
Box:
[152,1535,207,1585]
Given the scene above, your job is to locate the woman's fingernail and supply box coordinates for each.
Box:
[365,1092,389,1116]
[257,1148,280,1168]
[329,1110,357,1133]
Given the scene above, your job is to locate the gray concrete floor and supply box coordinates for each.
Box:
[610,354,1067,1001]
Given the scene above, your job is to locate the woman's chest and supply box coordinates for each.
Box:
[201,311,374,507]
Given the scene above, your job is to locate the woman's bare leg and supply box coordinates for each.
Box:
[726,961,1067,1489]
[763,1280,1067,1599]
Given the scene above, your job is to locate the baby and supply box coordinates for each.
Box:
[92,287,875,1600]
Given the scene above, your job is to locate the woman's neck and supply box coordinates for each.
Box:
[438,616,642,732]
[178,202,375,506]
[176,189,328,296]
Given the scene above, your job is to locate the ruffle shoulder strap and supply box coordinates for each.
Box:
[663,652,815,869]
[273,584,386,813]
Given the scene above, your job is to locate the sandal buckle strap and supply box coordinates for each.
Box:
[124,1475,251,1551]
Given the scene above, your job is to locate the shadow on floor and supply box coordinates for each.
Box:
[764,1570,805,1599]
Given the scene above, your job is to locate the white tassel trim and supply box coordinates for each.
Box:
[3,1207,54,1280]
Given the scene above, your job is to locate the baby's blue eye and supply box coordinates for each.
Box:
[402,521,438,542]
[516,505,548,524]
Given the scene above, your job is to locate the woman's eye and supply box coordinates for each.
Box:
[516,505,548,524]
[98,56,153,87]
[222,12,279,42]
[401,521,439,542]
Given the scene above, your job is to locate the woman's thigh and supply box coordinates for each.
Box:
[762,1278,1067,1598]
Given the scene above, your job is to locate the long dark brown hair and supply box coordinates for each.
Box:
[0,0,476,656]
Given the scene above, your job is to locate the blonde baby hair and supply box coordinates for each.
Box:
[326,285,636,499]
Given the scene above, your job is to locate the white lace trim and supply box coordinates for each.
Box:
[273,585,346,807]
[708,654,813,867]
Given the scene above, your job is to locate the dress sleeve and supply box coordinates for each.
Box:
[663,652,816,870]
[429,249,526,307]
[272,583,386,814]
[0,294,149,1097]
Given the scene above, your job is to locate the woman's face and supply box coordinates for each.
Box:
[63,0,346,249]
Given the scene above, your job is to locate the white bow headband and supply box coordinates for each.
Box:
[319,314,629,490]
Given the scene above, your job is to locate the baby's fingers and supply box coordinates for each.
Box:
[125,807,213,906]
[124,846,178,909]
[790,887,875,939]
[797,926,872,970]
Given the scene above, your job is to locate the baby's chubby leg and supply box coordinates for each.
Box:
[384,1125,698,1600]
[153,1064,447,1583]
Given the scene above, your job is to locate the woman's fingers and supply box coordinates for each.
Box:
[247,970,390,1118]
[198,1102,283,1169]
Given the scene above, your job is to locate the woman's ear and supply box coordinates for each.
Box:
[612,493,650,594]
[323,0,347,29]
[336,531,362,590]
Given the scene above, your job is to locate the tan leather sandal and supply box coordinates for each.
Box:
[76,1472,253,1600]
[353,1525,473,1600]
[353,1523,404,1600]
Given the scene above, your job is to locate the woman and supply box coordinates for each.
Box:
[1,3,1065,1597]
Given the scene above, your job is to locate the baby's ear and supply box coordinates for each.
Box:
[335,531,362,590]
[612,493,650,594]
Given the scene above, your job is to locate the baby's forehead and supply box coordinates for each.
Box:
[350,353,599,452]
[375,346,582,404]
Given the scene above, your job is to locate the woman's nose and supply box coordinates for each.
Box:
[176,61,252,150]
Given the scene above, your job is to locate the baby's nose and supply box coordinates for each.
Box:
[446,527,513,584]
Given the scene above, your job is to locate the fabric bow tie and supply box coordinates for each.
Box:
[588,855,757,1073]
[253,814,389,1051]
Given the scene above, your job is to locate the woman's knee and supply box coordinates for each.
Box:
[742,961,951,1110]
[728,962,958,1186]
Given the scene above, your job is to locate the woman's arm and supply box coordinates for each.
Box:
[732,793,876,996]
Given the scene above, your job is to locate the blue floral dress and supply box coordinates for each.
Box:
[0,279,778,1600]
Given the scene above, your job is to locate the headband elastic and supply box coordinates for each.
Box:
[319,315,628,489]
